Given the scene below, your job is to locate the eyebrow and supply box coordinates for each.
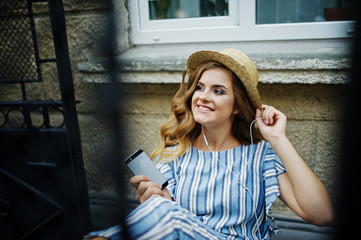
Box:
[197,81,228,90]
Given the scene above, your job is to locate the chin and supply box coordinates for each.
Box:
[193,113,217,127]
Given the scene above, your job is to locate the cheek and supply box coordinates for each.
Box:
[223,98,236,114]
[191,92,199,108]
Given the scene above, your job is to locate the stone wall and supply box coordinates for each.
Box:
[12,0,350,218]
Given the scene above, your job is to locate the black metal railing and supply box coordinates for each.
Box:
[0,0,91,239]
[0,101,66,130]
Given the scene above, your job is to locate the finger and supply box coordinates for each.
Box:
[261,104,270,114]
[265,107,275,125]
[255,108,262,119]
[147,193,162,203]
[261,104,272,125]
[130,175,150,189]
[150,193,162,199]
[255,109,267,129]
[261,106,273,124]
[139,187,163,203]
[162,187,172,201]
[264,106,283,125]
[261,104,269,110]
[137,181,162,199]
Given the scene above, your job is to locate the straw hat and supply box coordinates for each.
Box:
[186,48,262,109]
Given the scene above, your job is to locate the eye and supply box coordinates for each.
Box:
[214,89,225,95]
[195,85,204,91]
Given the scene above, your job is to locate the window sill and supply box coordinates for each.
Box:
[78,39,352,85]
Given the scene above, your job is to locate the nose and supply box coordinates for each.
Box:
[199,89,211,102]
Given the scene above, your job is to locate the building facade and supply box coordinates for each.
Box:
[21,0,353,219]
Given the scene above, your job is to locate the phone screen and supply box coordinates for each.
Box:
[125,149,168,189]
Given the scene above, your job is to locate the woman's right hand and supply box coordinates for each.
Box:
[130,175,172,204]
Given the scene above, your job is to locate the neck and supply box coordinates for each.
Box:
[197,125,240,152]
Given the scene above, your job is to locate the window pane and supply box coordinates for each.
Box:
[149,0,229,20]
[256,0,356,24]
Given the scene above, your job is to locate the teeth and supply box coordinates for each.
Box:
[199,106,211,111]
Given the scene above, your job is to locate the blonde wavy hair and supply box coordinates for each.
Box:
[151,61,263,162]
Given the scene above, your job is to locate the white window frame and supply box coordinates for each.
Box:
[128,0,356,45]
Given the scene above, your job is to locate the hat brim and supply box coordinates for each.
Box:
[187,50,262,109]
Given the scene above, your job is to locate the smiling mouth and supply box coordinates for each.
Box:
[197,105,214,112]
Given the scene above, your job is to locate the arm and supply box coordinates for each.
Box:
[256,105,334,226]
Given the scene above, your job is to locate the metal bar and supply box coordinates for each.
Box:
[0,167,62,239]
[20,82,34,130]
[26,161,57,167]
[20,210,62,240]
[27,0,42,82]
[47,0,91,233]
[0,100,81,107]
[0,100,62,107]
[0,79,43,84]
[20,83,27,102]
[0,128,66,132]
[0,167,64,209]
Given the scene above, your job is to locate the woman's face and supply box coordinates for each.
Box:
[191,67,238,130]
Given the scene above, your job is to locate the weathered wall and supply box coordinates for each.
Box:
[8,0,348,219]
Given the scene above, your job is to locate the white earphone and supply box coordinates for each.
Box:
[201,117,266,239]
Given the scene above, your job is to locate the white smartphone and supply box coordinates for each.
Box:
[125,149,168,189]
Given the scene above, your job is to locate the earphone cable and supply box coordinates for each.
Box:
[202,119,266,240]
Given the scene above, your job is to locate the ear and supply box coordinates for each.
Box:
[232,107,239,115]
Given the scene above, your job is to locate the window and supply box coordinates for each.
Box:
[257,0,356,24]
[148,0,229,19]
[128,0,356,44]
[135,0,238,31]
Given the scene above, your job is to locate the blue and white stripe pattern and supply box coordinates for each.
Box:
[86,141,285,240]
[127,141,285,239]
[84,225,122,240]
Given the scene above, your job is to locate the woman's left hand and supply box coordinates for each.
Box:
[256,105,287,143]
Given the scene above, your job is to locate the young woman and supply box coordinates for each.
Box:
[86,49,333,240]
